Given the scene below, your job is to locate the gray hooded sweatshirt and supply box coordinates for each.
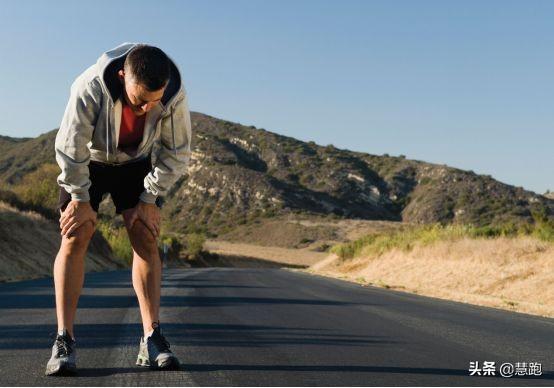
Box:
[55,42,192,204]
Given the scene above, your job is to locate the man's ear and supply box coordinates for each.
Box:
[117,69,125,84]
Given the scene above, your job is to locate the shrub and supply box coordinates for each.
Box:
[159,234,183,260]
[331,234,377,260]
[12,163,60,211]
[330,221,553,260]
[530,209,554,242]
[97,220,133,264]
[185,232,206,259]
[419,177,432,185]
[532,220,554,242]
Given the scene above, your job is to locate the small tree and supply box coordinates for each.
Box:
[185,233,206,260]
[159,235,183,261]
[97,221,133,265]
[12,163,60,210]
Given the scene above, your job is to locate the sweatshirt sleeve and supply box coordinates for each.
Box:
[139,91,192,204]
[55,77,103,202]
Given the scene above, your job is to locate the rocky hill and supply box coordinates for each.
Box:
[1,112,552,236]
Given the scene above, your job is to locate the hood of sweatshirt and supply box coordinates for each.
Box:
[94,42,183,161]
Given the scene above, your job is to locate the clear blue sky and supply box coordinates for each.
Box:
[1,0,552,194]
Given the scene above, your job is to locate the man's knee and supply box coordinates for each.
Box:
[62,220,95,250]
[129,221,158,256]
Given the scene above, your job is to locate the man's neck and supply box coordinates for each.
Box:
[121,96,146,117]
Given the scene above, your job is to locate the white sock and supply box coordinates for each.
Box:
[145,329,155,338]
[58,329,75,341]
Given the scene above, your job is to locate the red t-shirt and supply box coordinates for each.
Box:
[118,101,146,151]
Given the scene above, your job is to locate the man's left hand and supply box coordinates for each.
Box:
[127,201,160,239]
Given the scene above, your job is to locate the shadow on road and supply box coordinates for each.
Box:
[0,322,398,350]
[0,292,370,309]
[39,364,554,382]
[178,363,554,380]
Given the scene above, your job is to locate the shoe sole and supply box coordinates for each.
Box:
[136,355,180,370]
[136,354,151,367]
[45,363,77,376]
[159,357,181,370]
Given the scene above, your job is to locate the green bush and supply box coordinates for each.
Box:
[12,163,60,211]
[330,221,554,260]
[419,177,432,185]
[331,234,377,260]
[97,220,133,264]
[159,234,183,261]
[532,220,554,242]
[530,207,554,241]
[185,233,206,259]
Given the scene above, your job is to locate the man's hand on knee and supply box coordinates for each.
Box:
[127,201,160,239]
[60,201,97,238]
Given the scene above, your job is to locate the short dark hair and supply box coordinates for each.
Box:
[124,44,170,91]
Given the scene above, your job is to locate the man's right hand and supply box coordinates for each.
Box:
[59,200,97,237]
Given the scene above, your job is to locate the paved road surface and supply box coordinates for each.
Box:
[0,267,552,386]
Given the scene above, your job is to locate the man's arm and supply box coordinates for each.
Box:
[55,76,102,236]
[55,76,102,202]
[140,91,192,204]
[127,91,191,239]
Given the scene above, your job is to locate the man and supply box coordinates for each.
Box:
[45,43,192,375]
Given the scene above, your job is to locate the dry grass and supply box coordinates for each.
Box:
[204,217,554,318]
[209,217,404,266]
[216,214,404,250]
[309,237,554,318]
[0,201,125,282]
[205,240,326,267]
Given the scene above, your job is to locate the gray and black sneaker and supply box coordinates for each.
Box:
[136,326,180,370]
[45,329,77,376]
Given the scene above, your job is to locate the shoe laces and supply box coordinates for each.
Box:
[50,333,74,357]
[150,328,171,353]
[54,335,74,357]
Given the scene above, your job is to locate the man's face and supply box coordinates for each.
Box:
[118,70,166,116]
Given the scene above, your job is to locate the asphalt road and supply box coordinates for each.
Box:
[0,267,552,386]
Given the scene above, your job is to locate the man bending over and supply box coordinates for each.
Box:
[45,42,192,375]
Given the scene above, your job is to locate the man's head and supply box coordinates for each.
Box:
[117,45,170,115]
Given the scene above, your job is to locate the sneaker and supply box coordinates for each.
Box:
[45,329,77,376]
[136,326,180,370]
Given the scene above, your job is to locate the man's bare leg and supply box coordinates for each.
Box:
[123,211,161,337]
[53,221,96,339]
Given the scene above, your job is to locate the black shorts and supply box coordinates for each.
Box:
[57,156,162,215]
